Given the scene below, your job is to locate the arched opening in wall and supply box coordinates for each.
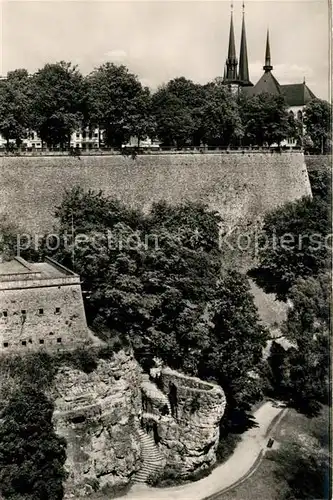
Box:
[297,110,303,120]
[168,382,178,418]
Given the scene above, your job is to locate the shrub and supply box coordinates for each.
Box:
[216,433,241,464]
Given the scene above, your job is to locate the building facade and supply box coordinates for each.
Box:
[0,256,89,354]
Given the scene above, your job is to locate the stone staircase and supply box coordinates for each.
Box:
[141,373,172,414]
[133,425,165,484]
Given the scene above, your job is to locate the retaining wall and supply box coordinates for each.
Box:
[0,153,311,235]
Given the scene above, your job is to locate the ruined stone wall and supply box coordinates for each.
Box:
[0,153,311,234]
[50,350,143,498]
[144,367,226,475]
[0,283,88,353]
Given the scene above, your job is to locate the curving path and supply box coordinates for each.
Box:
[122,400,287,500]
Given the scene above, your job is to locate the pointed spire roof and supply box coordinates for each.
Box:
[238,2,253,86]
[223,2,238,84]
[227,3,237,61]
[263,29,273,72]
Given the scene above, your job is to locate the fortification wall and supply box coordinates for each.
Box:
[0,283,88,352]
[0,153,311,235]
[144,366,226,475]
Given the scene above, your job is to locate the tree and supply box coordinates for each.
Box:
[270,440,329,499]
[303,99,331,153]
[201,80,243,147]
[239,92,291,146]
[151,77,209,148]
[0,69,32,147]
[30,62,86,148]
[125,87,156,147]
[151,86,195,148]
[86,63,146,148]
[0,385,67,500]
[249,195,330,299]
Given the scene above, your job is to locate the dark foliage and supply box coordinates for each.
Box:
[45,188,268,416]
[0,386,67,500]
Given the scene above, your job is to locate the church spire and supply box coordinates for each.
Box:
[263,29,273,72]
[238,2,252,86]
[224,2,238,82]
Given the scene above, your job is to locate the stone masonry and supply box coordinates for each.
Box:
[0,256,89,353]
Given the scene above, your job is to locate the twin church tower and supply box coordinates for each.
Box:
[222,2,272,92]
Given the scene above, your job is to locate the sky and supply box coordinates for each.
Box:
[0,0,330,99]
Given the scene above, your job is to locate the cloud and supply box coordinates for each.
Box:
[249,61,314,85]
[104,49,127,61]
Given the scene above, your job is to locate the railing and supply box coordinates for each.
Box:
[0,145,309,157]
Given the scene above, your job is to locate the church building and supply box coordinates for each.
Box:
[222,2,317,121]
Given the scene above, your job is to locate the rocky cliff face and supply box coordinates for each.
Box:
[50,350,142,498]
[35,349,226,495]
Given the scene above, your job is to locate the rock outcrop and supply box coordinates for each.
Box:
[50,350,142,498]
[141,365,226,476]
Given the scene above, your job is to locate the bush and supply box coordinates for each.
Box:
[216,433,241,464]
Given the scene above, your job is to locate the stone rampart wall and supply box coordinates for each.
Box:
[0,153,311,235]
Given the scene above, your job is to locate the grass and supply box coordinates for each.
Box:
[213,405,330,500]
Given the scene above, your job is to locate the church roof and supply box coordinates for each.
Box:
[280,83,316,106]
[245,70,281,97]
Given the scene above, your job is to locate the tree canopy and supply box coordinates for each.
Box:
[0,62,330,149]
[30,62,86,147]
[44,187,268,413]
[303,99,332,153]
[239,92,294,146]
[86,63,150,148]
[0,385,67,500]
[0,69,32,147]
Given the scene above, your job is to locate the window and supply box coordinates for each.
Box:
[297,110,303,120]
[21,309,26,315]
[22,340,27,346]
[3,311,7,318]
[38,308,44,315]
[94,133,98,138]
[39,339,44,344]
[55,307,61,314]
[49,332,54,335]
[57,338,62,343]
[76,133,80,138]
[3,342,8,348]
[89,132,93,139]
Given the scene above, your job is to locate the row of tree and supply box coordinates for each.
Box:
[0,62,331,150]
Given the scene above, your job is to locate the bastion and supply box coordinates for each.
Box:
[0,256,89,353]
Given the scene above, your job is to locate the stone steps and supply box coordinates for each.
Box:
[140,379,172,413]
[133,425,164,484]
